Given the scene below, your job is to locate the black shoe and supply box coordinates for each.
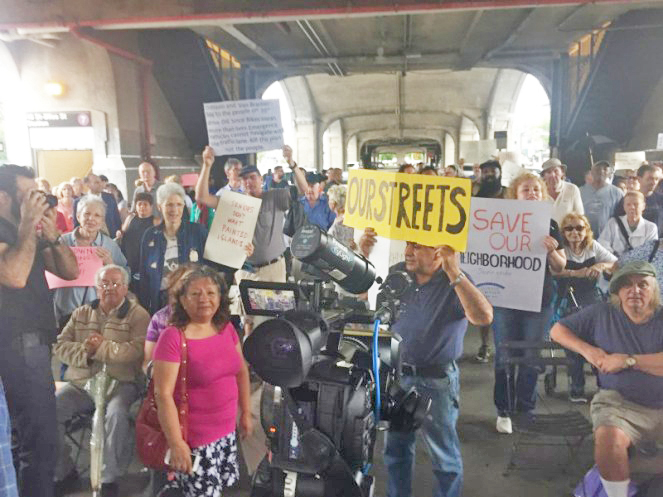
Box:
[569,390,588,404]
[54,469,79,497]
[100,482,119,497]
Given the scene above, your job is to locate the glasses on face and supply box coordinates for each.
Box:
[563,225,586,233]
[99,281,124,290]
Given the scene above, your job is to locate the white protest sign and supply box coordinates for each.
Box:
[204,191,262,269]
[203,99,283,155]
[460,198,551,312]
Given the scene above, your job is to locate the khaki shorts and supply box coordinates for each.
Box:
[590,389,663,445]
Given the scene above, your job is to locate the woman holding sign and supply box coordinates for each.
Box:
[493,173,566,435]
[53,195,128,328]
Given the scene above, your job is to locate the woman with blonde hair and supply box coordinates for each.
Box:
[552,212,616,402]
[493,172,566,434]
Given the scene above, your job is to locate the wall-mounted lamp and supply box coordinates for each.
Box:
[44,81,66,97]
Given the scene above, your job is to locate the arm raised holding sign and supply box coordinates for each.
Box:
[195,146,221,209]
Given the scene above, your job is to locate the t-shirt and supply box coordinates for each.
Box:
[299,195,336,231]
[146,305,172,343]
[579,183,624,236]
[549,181,584,225]
[0,218,55,343]
[389,266,468,366]
[248,189,291,265]
[153,324,242,447]
[560,303,663,408]
[558,240,616,305]
[160,235,178,290]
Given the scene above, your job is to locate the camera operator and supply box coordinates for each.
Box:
[364,232,493,497]
[0,164,79,497]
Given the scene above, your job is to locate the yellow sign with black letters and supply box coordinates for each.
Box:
[344,169,472,251]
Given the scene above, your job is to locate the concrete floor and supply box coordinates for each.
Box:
[62,328,655,497]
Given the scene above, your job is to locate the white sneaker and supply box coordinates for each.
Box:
[496,416,513,434]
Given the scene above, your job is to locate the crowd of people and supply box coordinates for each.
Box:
[0,148,661,497]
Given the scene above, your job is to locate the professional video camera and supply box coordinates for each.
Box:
[241,225,431,497]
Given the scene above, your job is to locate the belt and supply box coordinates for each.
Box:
[402,362,454,378]
[252,255,284,269]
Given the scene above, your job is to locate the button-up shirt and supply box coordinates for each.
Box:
[299,195,336,231]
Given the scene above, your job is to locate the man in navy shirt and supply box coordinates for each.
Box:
[383,241,493,497]
[551,261,663,497]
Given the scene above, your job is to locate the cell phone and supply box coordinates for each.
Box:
[164,449,201,472]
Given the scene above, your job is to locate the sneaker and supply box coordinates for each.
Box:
[569,391,588,404]
[475,344,491,363]
[496,416,513,434]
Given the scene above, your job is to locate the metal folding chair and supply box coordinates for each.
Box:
[500,340,593,476]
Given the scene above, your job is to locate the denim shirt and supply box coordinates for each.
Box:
[138,221,208,315]
[53,229,128,323]
[299,194,336,231]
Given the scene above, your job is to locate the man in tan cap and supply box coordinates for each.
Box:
[551,261,663,497]
[541,158,584,224]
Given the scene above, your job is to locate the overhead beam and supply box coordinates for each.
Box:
[221,24,279,67]
[484,8,537,60]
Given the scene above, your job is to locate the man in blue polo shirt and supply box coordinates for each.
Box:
[383,241,493,497]
[551,261,663,497]
[300,171,335,231]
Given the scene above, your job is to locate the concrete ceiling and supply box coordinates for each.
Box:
[1,0,661,149]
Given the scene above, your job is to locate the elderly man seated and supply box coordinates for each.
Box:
[53,265,149,497]
[551,261,663,497]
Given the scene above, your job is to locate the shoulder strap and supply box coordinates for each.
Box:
[649,240,660,263]
[613,216,634,252]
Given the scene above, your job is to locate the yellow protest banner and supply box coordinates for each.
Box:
[344,169,472,251]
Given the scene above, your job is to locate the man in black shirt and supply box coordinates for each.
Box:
[0,164,79,497]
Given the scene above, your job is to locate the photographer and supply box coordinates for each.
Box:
[367,233,493,497]
[0,164,79,497]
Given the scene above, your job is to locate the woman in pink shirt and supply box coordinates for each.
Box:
[153,266,252,497]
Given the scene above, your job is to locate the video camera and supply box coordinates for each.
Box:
[241,225,431,497]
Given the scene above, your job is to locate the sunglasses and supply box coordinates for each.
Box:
[563,225,586,232]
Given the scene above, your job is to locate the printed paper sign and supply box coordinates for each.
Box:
[204,191,262,269]
[45,246,103,289]
[204,99,284,155]
[343,169,472,251]
[459,198,551,312]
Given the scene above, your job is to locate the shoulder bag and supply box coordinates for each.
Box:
[135,333,189,470]
[613,216,634,254]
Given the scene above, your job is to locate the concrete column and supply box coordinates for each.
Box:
[444,132,456,166]
[294,118,320,170]
[346,135,358,166]
[323,120,344,170]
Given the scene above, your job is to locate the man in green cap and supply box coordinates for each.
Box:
[551,261,663,497]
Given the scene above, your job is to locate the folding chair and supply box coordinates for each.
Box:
[64,411,93,476]
[500,340,593,476]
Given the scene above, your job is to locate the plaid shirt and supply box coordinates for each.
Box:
[0,379,18,497]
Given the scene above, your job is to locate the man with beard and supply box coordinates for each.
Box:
[472,159,505,362]
[0,164,79,497]
[475,160,505,199]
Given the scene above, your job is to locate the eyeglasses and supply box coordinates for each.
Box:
[563,225,586,232]
[98,281,124,289]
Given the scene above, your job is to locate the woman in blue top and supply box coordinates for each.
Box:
[138,183,208,315]
[54,195,127,328]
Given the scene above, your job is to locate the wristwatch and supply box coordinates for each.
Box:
[450,272,466,288]
[625,356,637,368]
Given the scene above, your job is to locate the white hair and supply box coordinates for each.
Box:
[95,264,129,287]
[224,158,242,172]
[76,194,107,217]
[156,182,186,206]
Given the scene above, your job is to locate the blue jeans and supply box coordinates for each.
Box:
[0,379,18,497]
[492,305,553,416]
[384,366,462,497]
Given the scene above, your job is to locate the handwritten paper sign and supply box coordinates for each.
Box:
[343,169,472,251]
[45,246,103,289]
[459,198,551,312]
[204,191,262,269]
[203,99,284,155]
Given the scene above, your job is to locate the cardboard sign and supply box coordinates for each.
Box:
[204,191,262,269]
[203,99,283,155]
[459,198,551,312]
[45,246,103,289]
[343,169,472,251]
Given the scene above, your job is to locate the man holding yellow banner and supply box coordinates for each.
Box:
[349,169,493,497]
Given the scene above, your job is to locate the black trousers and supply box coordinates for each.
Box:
[0,340,57,497]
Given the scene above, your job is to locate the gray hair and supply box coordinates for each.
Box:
[156,182,186,206]
[76,194,107,218]
[609,275,662,312]
[224,158,242,173]
[327,184,347,208]
[95,264,129,287]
